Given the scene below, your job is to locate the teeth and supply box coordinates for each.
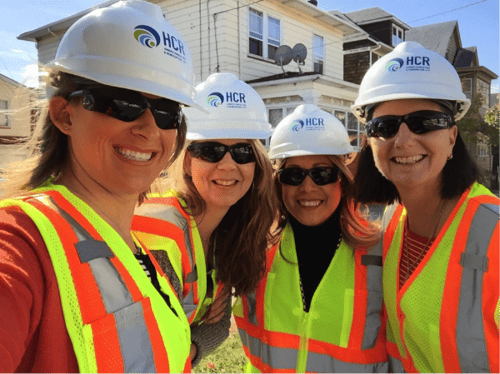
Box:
[214,180,236,186]
[115,147,152,161]
[394,155,424,164]
[299,200,321,207]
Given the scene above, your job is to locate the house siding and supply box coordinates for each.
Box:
[359,20,392,46]
[344,50,370,85]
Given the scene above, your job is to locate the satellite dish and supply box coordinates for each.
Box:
[274,45,292,75]
[292,43,307,74]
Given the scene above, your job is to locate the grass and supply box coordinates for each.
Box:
[193,323,247,373]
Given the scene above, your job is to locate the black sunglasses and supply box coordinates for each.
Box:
[68,87,183,130]
[366,110,453,138]
[187,142,256,164]
[278,166,340,186]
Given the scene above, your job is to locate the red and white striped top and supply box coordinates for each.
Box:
[399,228,436,289]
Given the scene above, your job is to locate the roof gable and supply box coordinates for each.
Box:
[405,20,460,57]
[344,7,409,29]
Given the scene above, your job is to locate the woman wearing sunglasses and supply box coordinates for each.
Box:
[0,1,198,372]
[352,41,499,373]
[233,104,388,373]
[132,72,276,367]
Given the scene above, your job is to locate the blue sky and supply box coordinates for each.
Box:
[1,0,498,91]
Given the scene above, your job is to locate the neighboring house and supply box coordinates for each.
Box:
[18,0,368,147]
[407,21,499,189]
[0,74,34,170]
[334,7,410,85]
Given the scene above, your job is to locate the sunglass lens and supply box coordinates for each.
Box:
[310,167,339,185]
[230,145,255,164]
[280,168,306,186]
[153,101,182,130]
[198,144,226,163]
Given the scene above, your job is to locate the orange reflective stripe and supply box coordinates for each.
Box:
[242,346,295,373]
[348,249,368,349]
[142,297,169,373]
[92,313,124,372]
[28,198,108,324]
[484,223,499,373]
[383,205,404,259]
[438,189,477,373]
[308,336,387,364]
[132,215,193,285]
[255,243,279,327]
[235,315,300,349]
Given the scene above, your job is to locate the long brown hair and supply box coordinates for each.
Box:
[1,72,186,202]
[274,155,380,249]
[160,140,278,296]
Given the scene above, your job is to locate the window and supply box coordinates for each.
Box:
[392,25,404,46]
[268,108,284,128]
[462,78,472,100]
[249,9,281,59]
[267,17,281,60]
[249,9,263,56]
[268,107,297,128]
[0,100,8,127]
[313,35,324,74]
[333,110,364,147]
[477,144,489,157]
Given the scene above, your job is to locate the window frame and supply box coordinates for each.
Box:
[392,24,404,46]
[0,100,9,128]
[248,8,281,60]
[312,34,324,74]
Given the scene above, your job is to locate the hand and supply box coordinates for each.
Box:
[202,287,230,325]
[190,343,197,361]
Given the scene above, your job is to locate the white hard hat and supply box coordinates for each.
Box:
[183,72,272,140]
[268,104,354,159]
[47,0,198,107]
[352,41,470,122]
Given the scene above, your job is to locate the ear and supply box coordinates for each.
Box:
[449,125,458,148]
[183,151,192,177]
[49,96,73,135]
[343,152,356,166]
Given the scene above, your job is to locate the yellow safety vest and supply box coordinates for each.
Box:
[383,182,499,373]
[0,181,191,373]
[233,223,388,373]
[133,190,220,326]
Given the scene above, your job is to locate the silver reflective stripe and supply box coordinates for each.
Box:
[306,351,389,373]
[362,242,383,349]
[388,354,406,373]
[246,292,258,325]
[238,328,298,370]
[88,257,134,314]
[46,197,158,373]
[456,203,497,372]
[115,301,156,373]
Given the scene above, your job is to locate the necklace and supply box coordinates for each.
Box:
[299,234,342,312]
[402,199,446,284]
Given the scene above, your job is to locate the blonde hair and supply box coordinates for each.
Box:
[1,72,186,202]
[157,139,278,296]
[274,154,381,249]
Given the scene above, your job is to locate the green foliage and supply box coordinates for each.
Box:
[456,94,499,147]
[193,333,247,373]
[485,105,499,127]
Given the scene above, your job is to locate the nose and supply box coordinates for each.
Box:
[130,109,161,140]
[217,151,237,169]
[298,174,317,192]
[393,122,415,147]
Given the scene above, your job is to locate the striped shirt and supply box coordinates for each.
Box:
[399,228,435,289]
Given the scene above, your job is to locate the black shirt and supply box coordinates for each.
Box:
[289,208,342,312]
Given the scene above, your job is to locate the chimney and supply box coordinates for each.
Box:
[308,0,318,5]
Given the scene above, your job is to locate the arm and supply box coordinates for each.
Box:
[190,299,232,367]
[0,207,47,372]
